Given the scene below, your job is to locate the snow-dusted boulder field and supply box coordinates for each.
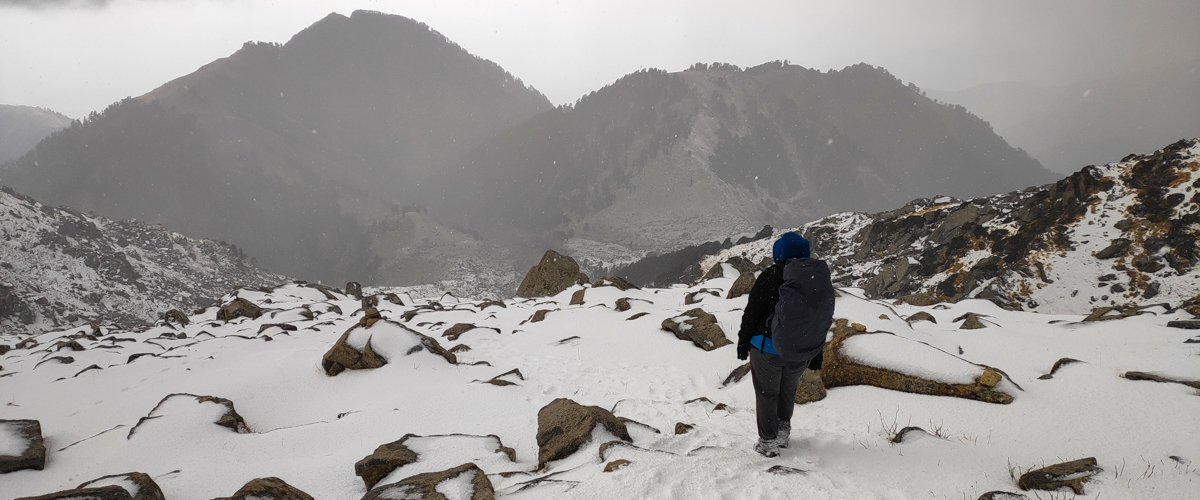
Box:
[2,272,1197,499]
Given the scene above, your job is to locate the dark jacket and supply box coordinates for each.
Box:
[736,260,826,369]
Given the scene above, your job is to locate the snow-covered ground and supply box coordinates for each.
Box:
[2,271,1197,499]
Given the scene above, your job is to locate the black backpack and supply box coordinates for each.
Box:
[769,258,835,363]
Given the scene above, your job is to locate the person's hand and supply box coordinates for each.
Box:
[737,341,749,360]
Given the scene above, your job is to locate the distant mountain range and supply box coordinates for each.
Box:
[3,10,1059,294]
[928,60,1200,174]
[1,10,551,284]
[0,104,71,164]
[424,62,1057,260]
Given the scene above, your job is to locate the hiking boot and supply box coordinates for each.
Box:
[755,438,779,458]
[775,422,791,449]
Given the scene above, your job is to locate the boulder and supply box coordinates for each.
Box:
[674,423,694,435]
[626,312,649,321]
[321,327,387,376]
[592,276,638,291]
[355,438,418,490]
[15,487,133,500]
[162,309,189,326]
[1017,457,1103,494]
[536,398,631,470]
[355,434,516,491]
[476,299,506,310]
[726,272,756,299]
[820,320,1016,404]
[345,281,363,300]
[906,311,937,324]
[570,289,586,305]
[127,394,248,437]
[614,298,631,312]
[0,419,46,473]
[977,492,1027,500]
[443,323,478,341]
[660,308,733,351]
[898,293,940,306]
[217,298,262,322]
[363,463,494,500]
[1167,320,1200,329]
[212,477,314,500]
[528,309,552,323]
[603,459,631,472]
[1094,238,1131,259]
[956,312,986,329]
[1182,294,1200,318]
[358,307,383,328]
[516,250,583,298]
[794,369,826,404]
[77,472,166,500]
[684,289,719,305]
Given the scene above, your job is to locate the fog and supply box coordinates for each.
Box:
[2,0,1198,118]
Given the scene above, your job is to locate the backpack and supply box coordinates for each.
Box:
[769,257,836,363]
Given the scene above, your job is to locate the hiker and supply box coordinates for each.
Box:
[736,232,836,457]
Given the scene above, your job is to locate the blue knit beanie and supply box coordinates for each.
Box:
[772,233,811,263]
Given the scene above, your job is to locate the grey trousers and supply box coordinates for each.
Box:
[749,348,807,441]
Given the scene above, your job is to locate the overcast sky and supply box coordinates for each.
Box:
[2,0,1198,119]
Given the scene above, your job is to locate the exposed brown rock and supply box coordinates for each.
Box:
[674,423,694,435]
[766,465,808,475]
[660,308,732,351]
[345,281,363,300]
[529,309,552,323]
[355,434,514,491]
[614,298,631,312]
[898,293,941,306]
[976,492,1028,500]
[212,477,314,500]
[1037,358,1082,380]
[1094,238,1132,259]
[55,340,84,351]
[358,306,383,328]
[354,438,419,490]
[443,323,477,341]
[517,250,583,298]
[603,459,632,472]
[15,486,133,500]
[321,327,387,376]
[726,272,756,299]
[794,369,827,404]
[162,309,189,326]
[684,289,719,305]
[536,398,631,470]
[1018,457,1102,494]
[363,463,494,500]
[820,320,1016,404]
[977,369,1002,388]
[77,472,165,500]
[1123,371,1200,390]
[0,419,46,473]
[626,312,649,321]
[592,276,639,291]
[476,299,506,310]
[956,312,986,329]
[217,297,262,322]
[721,363,751,386]
[570,289,586,305]
[906,311,937,324]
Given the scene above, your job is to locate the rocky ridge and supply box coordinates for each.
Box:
[0,186,286,334]
[699,138,1200,313]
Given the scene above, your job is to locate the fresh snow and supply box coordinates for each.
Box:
[2,276,1197,499]
[0,421,30,456]
[841,334,983,386]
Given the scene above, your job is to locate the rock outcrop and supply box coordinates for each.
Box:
[15,486,134,500]
[363,463,494,500]
[536,398,631,470]
[820,320,1016,404]
[321,327,388,376]
[212,477,315,500]
[0,420,46,473]
[516,251,584,298]
[660,308,732,351]
[77,472,165,500]
[726,272,756,299]
[794,369,827,404]
[1018,457,1103,495]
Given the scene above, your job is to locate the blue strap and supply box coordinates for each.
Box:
[750,334,777,355]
